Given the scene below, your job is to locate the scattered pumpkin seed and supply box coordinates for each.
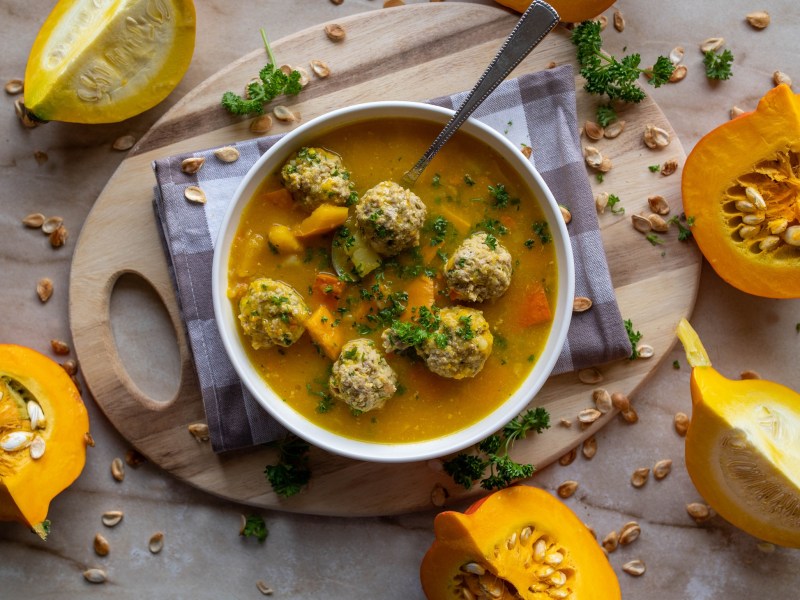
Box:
[595,192,609,213]
[700,37,724,53]
[559,447,577,466]
[214,146,240,163]
[14,99,37,128]
[631,214,652,233]
[602,530,619,552]
[184,186,207,204]
[383,0,405,7]
[250,114,274,134]
[647,214,668,233]
[578,367,603,384]
[730,105,745,119]
[584,121,604,140]
[653,459,673,480]
[324,23,346,42]
[593,388,612,413]
[578,408,602,425]
[125,448,146,468]
[669,65,688,83]
[746,11,770,29]
[310,59,331,79]
[94,533,110,556]
[22,212,45,228]
[430,484,447,507]
[83,568,107,584]
[610,392,630,411]
[756,541,776,554]
[4,78,23,95]
[34,150,48,165]
[29,435,45,460]
[273,106,299,122]
[573,297,593,312]
[102,511,124,527]
[330,0,343,4]
[603,120,625,139]
[636,344,655,358]
[148,531,164,554]
[613,10,625,31]
[619,522,641,545]
[686,502,713,523]
[520,144,532,159]
[188,422,210,442]
[643,124,670,149]
[622,559,646,577]
[559,418,573,428]
[621,407,639,424]
[669,46,685,65]
[559,206,572,224]
[674,412,690,436]
[556,480,578,499]
[50,225,69,248]
[85,432,96,447]
[42,216,64,234]
[112,134,136,151]
[661,159,678,176]
[740,370,761,380]
[256,580,274,595]
[773,71,792,88]
[111,457,125,482]
[295,66,311,87]
[50,339,70,355]
[37,278,53,303]
[582,436,597,459]
[631,467,650,488]
[181,156,205,174]
[583,146,610,171]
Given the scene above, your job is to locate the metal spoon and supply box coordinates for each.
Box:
[400,0,560,188]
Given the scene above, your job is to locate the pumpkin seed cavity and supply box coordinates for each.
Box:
[721,151,800,255]
[0,377,47,464]
[453,530,577,599]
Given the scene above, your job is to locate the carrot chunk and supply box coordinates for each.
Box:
[519,283,552,327]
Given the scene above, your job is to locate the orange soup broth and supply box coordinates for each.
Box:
[228,118,558,443]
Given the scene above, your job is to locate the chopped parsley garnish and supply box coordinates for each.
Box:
[240,515,268,543]
[429,215,450,246]
[624,318,643,360]
[703,48,734,81]
[484,233,498,250]
[646,233,664,246]
[264,435,311,497]
[648,164,661,173]
[524,239,535,249]
[668,214,695,241]
[607,194,625,215]
[488,183,517,209]
[531,221,551,244]
[476,218,509,236]
[596,104,617,128]
[672,360,681,369]
[596,173,605,183]
[456,315,475,340]
[431,173,442,187]
[464,174,476,186]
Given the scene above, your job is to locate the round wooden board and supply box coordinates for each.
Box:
[70,3,700,516]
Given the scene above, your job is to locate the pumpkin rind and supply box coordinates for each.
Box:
[23,0,196,124]
[494,0,617,23]
[681,84,800,298]
[0,345,90,538]
[420,485,620,599]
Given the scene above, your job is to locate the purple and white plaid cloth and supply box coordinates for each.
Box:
[153,65,631,453]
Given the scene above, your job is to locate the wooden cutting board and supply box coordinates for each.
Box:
[69,3,701,516]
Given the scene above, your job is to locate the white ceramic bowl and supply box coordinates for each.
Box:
[212,101,574,463]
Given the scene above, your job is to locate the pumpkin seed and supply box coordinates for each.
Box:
[686,502,713,523]
[631,467,650,488]
[735,199,755,213]
[256,580,274,595]
[84,432,96,447]
[573,297,592,312]
[578,408,602,424]
[520,526,532,543]
[214,146,240,163]
[783,226,800,246]
[647,214,668,233]
[596,15,607,30]
[27,400,45,430]
[768,218,788,235]
[188,422,210,442]
[742,213,765,225]
[730,106,745,119]
[22,212,45,228]
[556,480,578,499]
[595,192,609,214]
[603,120,625,139]
[631,214,652,233]
[34,150,48,165]
[1,431,34,452]
[757,541,776,554]
[621,407,639,424]
[250,114,274,134]
[622,559,646,576]
[148,531,164,554]
[125,448,146,468]
[83,568,107,584]
[613,10,625,31]
[102,511,124,527]
[700,37,724,53]
[669,65,688,83]
[593,388,612,413]
[295,66,311,88]
[544,551,564,567]
[559,418,572,428]
[4,78,23,95]
[583,146,604,169]
[636,344,655,358]
[50,225,69,248]
[273,105,299,122]
[647,195,670,215]
[558,447,577,466]
[582,436,597,459]
[661,159,678,176]
[111,457,125,482]
[759,236,780,252]
[602,530,619,552]
[669,46,685,65]
[29,435,45,460]
[653,459,673,480]
[674,412,690,436]
[521,144,532,159]
[643,124,670,149]
[112,134,136,151]
[584,121,604,140]
[50,339,70,355]
[506,532,517,549]
[746,11,770,29]
[184,186,207,204]
[15,99,37,128]
[36,278,53,303]
[383,0,405,7]
[549,570,567,587]
[619,522,641,545]
[745,186,767,210]
[430,484,447,507]
[578,368,603,384]
[739,225,761,240]
[559,206,572,224]
[42,216,64,234]
[310,60,331,78]
[181,156,205,174]
[610,392,630,412]
[324,23,346,42]
[94,533,110,556]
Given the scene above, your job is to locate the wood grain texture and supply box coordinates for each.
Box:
[69,3,701,516]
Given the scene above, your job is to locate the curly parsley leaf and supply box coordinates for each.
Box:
[264,435,311,497]
[668,214,695,241]
[240,514,269,543]
[703,49,734,81]
[624,318,643,360]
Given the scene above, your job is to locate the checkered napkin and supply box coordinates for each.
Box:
[153,65,631,453]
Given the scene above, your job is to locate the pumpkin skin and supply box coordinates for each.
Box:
[494,0,617,23]
[420,485,620,599]
[0,345,90,539]
[676,319,800,548]
[681,84,800,298]
[23,0,196,123]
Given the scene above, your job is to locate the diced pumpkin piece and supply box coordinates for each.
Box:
[259,188,294,210]
[401,276,435,322]
[235,232,266,278]
[267,224,304,254]
[312,273,347,310]
[518,283,552,327]
[305,305,346,360]
[293,205,350,238]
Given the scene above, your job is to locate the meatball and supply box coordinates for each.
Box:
[418,307,493,379]
[329,338,398,412]
[280,147,354,212]
[445,232,512,303]
[355,181,427,256]
[237,278,311,350]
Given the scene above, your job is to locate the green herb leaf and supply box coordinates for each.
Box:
[264,436,311,497]
[240,514,269,542]
[704,48,734,81]
[607,194,625,215]
[624,318,643,360]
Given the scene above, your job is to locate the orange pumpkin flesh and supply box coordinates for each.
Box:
[0,345,90,539]
[420,485,620,599]
[681,84,800,299]
[494,0,617,23]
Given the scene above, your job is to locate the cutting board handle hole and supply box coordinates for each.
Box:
[109,271,182,407]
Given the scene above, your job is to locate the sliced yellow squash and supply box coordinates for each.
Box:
[23,0,196,123]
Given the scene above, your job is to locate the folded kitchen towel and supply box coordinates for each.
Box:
[153,65,631,454]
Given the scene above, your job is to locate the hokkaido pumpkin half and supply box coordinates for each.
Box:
[681,84,800,298]
[494,0,617,23]
[676,319,800,548]
[420,485,620,599]
[23,0,196,124]
[0,345,90,539]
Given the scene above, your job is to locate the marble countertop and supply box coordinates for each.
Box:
[1,0,798,597]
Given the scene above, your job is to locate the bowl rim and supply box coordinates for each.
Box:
[212,100,575,463]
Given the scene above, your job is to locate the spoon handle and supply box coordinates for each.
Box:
[402,1,559,187]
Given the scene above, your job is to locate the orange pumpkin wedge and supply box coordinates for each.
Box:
[494,0,617,23]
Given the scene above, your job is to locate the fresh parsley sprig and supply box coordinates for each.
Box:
[571,20,674,124]
[264,435,311,497]
[703,49,734,81]
[443,408,550,491]
[240,514,269,542]
[221,29,302,116]
[624,318,643,360]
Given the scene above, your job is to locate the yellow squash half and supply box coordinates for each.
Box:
[23,0,196,123]
[677,319,800,548]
